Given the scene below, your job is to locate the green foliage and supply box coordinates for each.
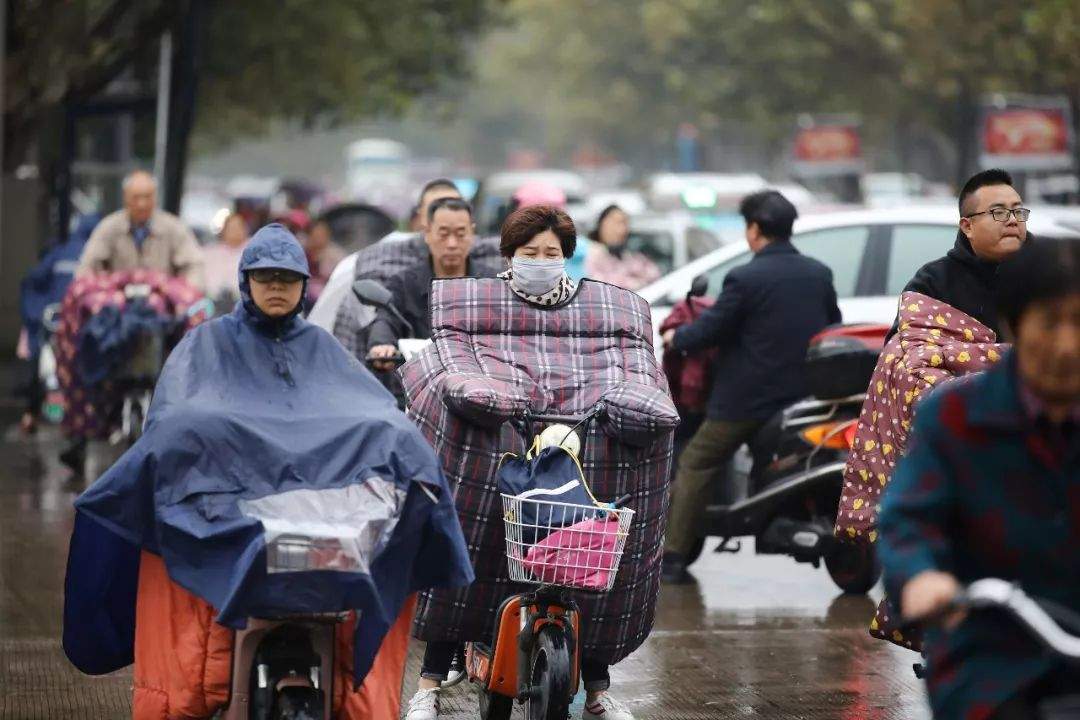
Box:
[194,0,490,148]
[440,0,1080,176]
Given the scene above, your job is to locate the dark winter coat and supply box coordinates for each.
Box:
[672,241,841,421]
[367,258,501,349]
[887,232,1008,341]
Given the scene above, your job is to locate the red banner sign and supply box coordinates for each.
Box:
[980,99,1074,171]
[791,121,863,177]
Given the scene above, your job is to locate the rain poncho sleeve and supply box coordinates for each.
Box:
[62,299,473,685]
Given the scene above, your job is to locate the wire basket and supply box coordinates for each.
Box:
[501,494,634,592]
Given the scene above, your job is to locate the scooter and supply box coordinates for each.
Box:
[681,321,888,594]
[352,279,431,409]
[107,286,215,446]
[466,406,634,720]
[221,533,350,720]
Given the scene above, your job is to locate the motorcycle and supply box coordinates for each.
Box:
[673,277,887,594]
[351,279,430,410]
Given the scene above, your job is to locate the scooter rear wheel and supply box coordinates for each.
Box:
[826,542,881,594]
[478,690,513,720]
[525,625,572,720]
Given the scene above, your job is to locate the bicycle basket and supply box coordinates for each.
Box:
[502,494,633,592]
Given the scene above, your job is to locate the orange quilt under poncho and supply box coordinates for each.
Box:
[132,551,415,720]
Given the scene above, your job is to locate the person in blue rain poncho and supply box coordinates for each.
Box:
[62,223,473,717]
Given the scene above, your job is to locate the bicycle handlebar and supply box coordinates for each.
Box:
[959,579,1080,660]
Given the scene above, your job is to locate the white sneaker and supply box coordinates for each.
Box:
[404,687,440,719]
[583,692,635,720]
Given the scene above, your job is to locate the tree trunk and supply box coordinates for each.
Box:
[162,0,208,213]
[954,82,978,188]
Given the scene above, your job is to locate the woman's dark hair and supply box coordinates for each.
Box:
[996,237,1080,330]
[499,205,577,258]
[587,204,625,241]
[739,190,798,242]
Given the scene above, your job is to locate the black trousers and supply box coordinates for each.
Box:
[421,641,611,692]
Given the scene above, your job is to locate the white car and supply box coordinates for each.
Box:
[620,212,724,275]
[640,205,1080,340]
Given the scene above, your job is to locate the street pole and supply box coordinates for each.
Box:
[0,0,7,275]
[153,32,173,192]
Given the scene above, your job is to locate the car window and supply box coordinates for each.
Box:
[886,224,957,295]
[793,226,870,297]
[686,227,722,261]
[704,251,752,297]
[700,225,869,299]
[627,230,675,274]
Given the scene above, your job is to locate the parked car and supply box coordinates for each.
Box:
[640,205,1080,339]
[618,212,723,275]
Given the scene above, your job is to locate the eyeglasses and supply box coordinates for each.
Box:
[249,268,304,284]
[965,207,1030,222]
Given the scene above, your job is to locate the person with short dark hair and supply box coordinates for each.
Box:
[878,238,1080,719]
[660,189,841,583]
[367,199,497,366]
[888,168,1029,339]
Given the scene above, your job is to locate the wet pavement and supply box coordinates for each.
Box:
[0,422,931,719]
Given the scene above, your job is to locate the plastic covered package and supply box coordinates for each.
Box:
[239,476,407,575]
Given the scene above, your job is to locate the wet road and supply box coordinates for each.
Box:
[0,424,930,719]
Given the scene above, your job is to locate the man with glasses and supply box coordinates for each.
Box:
[887,168,1029,339]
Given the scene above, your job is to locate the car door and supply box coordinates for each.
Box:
[882,223,959,296]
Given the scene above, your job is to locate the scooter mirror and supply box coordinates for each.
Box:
[352,279,392,307]
[688,274,709,298]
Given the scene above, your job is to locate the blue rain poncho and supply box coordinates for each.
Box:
[62,224,473,682]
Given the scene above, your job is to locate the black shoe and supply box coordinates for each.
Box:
[59,438,86,476]
[661,552,692,584]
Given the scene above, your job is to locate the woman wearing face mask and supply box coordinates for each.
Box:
[584,205,660,291]
[405,206,648,720]
[498,205,579,304]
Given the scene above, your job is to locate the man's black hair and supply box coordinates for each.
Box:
[959,168,1014,216]
[996,238,1080,331]
[419,178,460,202]
[738,190,798,242]
[426,196,473,224]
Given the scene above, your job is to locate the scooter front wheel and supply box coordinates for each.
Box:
[525,625,572,720]
[478,690,513,720]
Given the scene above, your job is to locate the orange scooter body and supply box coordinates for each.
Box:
[466,593,580,701]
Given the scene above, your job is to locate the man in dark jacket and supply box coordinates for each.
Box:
[368,198,498,363]
[660,190,841,583]
[887,168,1029,340]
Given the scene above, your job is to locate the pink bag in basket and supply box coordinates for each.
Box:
[522,516,622,590]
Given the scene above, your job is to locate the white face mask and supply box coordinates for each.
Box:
[511,257,565,296]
